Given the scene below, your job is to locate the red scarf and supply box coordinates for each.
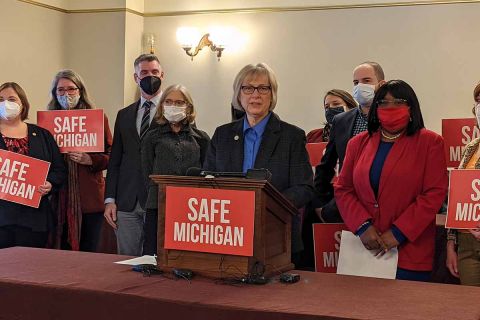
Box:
[55,156,82,250]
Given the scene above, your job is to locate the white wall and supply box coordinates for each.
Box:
[124,12,144,106]
[3,1,480,136]
[0,0,65,123]
[144,2,480,135]
[64,11,128,127]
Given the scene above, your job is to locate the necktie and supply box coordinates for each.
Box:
[140,101,152,139]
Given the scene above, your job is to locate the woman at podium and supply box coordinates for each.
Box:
[141,84,210,255]
[203,63,315,265]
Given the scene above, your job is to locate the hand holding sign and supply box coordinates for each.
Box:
[38,181,52,196]
[469,224,480,240]
[69,152,92,165]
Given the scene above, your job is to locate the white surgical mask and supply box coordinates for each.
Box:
[0,101,22,120]
[57,94,80,109]
[353,83,376,107]
[163,105,187,123]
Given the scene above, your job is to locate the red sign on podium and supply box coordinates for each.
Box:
[442,118,478,167]
[164,186,255,256]
[313,223,346,272]
[37,109,104,153]
[306,142,327,167]
[0,150,50,208]
[445,169,480,229]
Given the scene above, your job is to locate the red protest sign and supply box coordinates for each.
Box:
[0,149,50,208]
[313,223,346,272]
[442,118,478,167]
[37,109,104,153]
[306,142,327,167]
[445,169,480,229]
[164,186,255,256]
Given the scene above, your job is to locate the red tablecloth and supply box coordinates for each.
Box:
[0,247,478,320]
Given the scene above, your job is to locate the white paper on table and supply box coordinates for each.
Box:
[336,230,398,279]
[114,255,157,266]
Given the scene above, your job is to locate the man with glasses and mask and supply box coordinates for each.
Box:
[104,54,164,256]
[312,61,385,223]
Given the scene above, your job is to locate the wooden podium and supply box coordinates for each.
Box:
[151,175,298,278]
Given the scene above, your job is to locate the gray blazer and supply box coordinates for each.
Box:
[141,123,210,210]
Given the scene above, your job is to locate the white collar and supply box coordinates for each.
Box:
[140,91,162,108]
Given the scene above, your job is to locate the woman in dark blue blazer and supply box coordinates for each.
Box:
[0,82,66,249]
[203,63,314,264]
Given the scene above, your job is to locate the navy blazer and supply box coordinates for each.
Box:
[312,108,359,220]
[204,112,314,209]
[105,100,158,211]
[0,124,66,232]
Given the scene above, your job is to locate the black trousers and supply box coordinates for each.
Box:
[142,209,158,256]
[61,212,104,252]
[0,225,48,249]
[80,213,104,252]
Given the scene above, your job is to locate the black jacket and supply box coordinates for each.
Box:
[313,107,360,222]
[204,112,314,209]
[105,100,158,211]
[0,124,66,232]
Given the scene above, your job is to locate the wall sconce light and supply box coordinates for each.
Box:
[176,27,225,61]
[143,33,156,54]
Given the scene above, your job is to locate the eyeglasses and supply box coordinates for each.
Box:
[241,85,271,95]
[377,99,408,108]
[164,99,187,107]
[56,87,79,96]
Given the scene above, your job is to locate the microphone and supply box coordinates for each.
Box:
[186,167,271,181]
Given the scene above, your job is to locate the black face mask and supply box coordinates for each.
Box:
[139,76,161,95]
[325,106,344,124]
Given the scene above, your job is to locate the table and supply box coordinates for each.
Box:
[0,247,478,320]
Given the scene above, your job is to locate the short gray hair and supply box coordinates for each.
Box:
[134,54,161,70]
[155,84,196,125]
[231,63,278,111]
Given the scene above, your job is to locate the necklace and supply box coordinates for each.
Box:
[381,129,402,140]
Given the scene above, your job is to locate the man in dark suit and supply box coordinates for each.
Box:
[312,61,385,223]
[204,63,314,265]
[104,54,164,256]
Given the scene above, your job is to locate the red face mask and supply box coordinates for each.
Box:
[377,106,410,132]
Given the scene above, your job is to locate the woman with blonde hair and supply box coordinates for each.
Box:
[141,84,210,255]
[47,69,113,252]
[204,63,314,265]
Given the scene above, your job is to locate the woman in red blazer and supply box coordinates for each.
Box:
[47,70,113,252]
[335,80,448,281]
